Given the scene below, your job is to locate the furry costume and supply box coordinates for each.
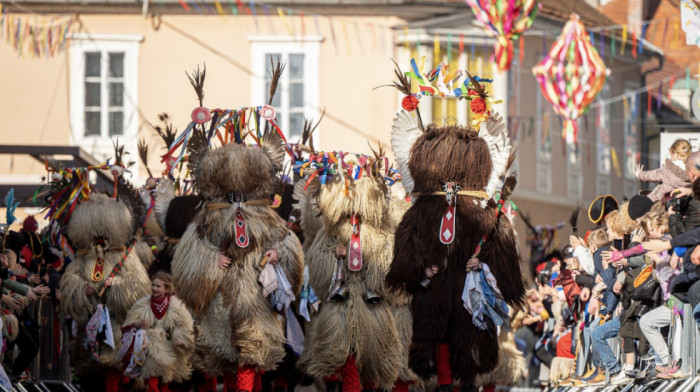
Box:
[385,110,525,388]
[122,295,195,383]
[171,131,304,384]
[474,308,527,388]
[58,192,152,377]
[296,155,414,391]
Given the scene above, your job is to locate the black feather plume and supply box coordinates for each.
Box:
[137,139,154,178]
[186,64,206,107]
[569,206,580,228]
[267,57,286,106]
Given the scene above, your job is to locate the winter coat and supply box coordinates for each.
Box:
[669,197,700,237]
[636,159,690,202]
[122,295,195,383]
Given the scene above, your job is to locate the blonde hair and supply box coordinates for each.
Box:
[2,249,15,262]
[639,211,669,239]
[587,228,610,249]
[612,203,638,235]
[151,271,174,293]
[650,201,666,215]
[671,139,692,163]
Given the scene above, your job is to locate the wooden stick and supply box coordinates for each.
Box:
[259,255,270,269]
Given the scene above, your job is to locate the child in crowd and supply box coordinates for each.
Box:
[120,271,195,392]
[635,139,692,202]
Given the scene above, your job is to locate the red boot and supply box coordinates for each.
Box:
[253,370,264,392]
[223,372,237,392]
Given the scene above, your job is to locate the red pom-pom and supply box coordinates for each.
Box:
[401,95,419,112]
[470,98,486,114]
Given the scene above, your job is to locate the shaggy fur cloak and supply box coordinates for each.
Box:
[386,123,525,383]
[171,141,304,376]
[297,175,414,389]
[59,193,151,373]
[122,295,195,382]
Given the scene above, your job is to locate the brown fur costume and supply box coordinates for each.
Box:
[171,134,304,377]
[122,295,195,382]
[297,170,413,389]
[386,111,525,385]
[59,193,151,373]
[474,307,527,388]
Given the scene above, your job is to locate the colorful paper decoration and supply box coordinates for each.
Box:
[465,0,539,72]
[0,10,75,58]
[532,13,609,145]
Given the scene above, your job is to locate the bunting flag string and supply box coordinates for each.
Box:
[0,10,75,58]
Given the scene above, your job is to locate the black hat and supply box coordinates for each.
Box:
[588,194,619,225]
[628,194,654,220]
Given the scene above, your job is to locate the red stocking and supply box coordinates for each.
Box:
[105,368,122,392]
[341,355,361,392]
[237,365,257,392]
[436,343,452,386]
[204,374,218,392]
[161,382,171,392]
[275,376,289,390]
[147,377,159,392]
[253,370,264,392]
[392,380,410,392]
[223,372,237,392]
[324,374,340,382]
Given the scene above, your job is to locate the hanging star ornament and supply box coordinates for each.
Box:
[532,13,610,145]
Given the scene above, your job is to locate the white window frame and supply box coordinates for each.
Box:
[69,33,141,163]
[249,36,322,148]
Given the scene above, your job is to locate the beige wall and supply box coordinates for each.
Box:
[1,13,648,264]
[0,13,402,182]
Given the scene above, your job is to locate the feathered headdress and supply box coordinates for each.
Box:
[161,60,293,188]
[390,60,512,206]
[3,189,19,229]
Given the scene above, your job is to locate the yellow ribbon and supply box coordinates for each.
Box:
[434,34,440,65]
[277,8,294,37]
[611,147,622,177]
[620,25,627,55]
[404,27,409,51]
[214,0,225,15]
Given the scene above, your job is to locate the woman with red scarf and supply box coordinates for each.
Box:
[120,271,195,391]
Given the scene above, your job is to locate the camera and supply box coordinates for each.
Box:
[666,197,681,213]
[537,269,551,286]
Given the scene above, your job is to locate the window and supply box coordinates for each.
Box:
[624,87,640,180]
[597,84,612,175]
[567,143,582,199]
[69,34,140,160]
[83,52,126,137]
[536,89,552,161]
[536,68,552,193]
[250,37,321,146]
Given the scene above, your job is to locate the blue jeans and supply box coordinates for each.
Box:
[591,317,621,374]
[694,303,700,326]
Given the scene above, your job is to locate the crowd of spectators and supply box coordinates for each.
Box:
[515,139,700,388]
